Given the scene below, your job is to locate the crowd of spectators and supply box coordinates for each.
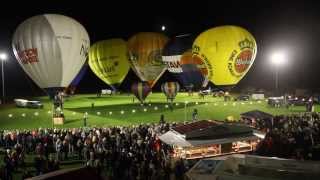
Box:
[254,113,320,160]
[2,112,320,179]
[0,121,188,180]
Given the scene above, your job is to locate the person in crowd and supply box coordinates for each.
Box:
[160,114,165,124]
[3,149,13,180]
[254,113,320,160]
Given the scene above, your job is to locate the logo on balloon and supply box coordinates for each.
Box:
[234,49,253,73]
[228,38,255,77]
[148,50,164,66]
[17,48,39,64]
[167,61,182,72]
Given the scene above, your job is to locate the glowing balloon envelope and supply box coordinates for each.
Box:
[161,81,180,101]
[128,32,169,87]
[192,25,257,88]
[12,14,90,95]
[89,38,130,90]
[162,35,206,90]
[131,82,151,104]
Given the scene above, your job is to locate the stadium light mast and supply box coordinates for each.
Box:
[0,53,7,104]
[271,51,286,96]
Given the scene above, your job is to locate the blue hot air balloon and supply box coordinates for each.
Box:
[162,34,205,91]
[64,62,88,94]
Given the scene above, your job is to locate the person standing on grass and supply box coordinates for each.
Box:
[83,112,88,127]
[160,114,165,124]
[192,109,198,122]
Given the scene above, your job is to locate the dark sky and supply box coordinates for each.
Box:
[0,0,320,98]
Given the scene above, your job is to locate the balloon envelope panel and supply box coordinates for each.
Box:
[128,32,169,87]
[131,82,151,103]
[162,35,205,90]
[161,81,180,100]
[12,14,90,89]
[70,62,89,86]
[192,25,257,87]
[89,38,130,89]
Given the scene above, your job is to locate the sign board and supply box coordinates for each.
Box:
[53,117,64,125]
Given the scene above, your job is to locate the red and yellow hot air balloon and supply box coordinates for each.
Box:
[161,81,180,103]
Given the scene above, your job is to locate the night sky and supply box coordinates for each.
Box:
[0,0,319,99]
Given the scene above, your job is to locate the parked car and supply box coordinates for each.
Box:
[235,95,250,101]
[268,97,285,107]
[199,89,212,95]
[26,101,43,109]
[14,99,29,107]
[287,96,309,106]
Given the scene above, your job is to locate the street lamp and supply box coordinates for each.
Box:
[0,53,7,104]
[184,101,188,121]
[161,25,166,31]
[271,52,286,96]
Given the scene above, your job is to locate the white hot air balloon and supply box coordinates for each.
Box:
[12,14,90,96]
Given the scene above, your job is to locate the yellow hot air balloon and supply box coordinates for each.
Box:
[128,32,169,87]
[89,39,130,89]
[192,26,257,88]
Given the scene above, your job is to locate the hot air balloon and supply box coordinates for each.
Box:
[12,14,90,97]
[131,82,151,104]
[89,39,130,90]
[64,62,89,95]
[192,26,257,89]
[161,82,180,102]
[162,35,206,91]
[128,32,169,88]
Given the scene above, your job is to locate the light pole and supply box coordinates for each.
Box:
[271,52,286,96]
[184,101,188,121]
[0,53,7,104]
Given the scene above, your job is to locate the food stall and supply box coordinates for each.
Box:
[159,120,262,159]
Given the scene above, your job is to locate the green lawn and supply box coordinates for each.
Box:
[0,93,318,129]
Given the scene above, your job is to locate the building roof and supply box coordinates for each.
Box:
[160,120,260,147]
[172,120,253,140]
[158,130,191,147]
[173,120,217,134]
[187,155,320,180]
[186,124,253,140]
[240,110,273,120]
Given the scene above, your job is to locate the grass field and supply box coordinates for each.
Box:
[0,93,318,129]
